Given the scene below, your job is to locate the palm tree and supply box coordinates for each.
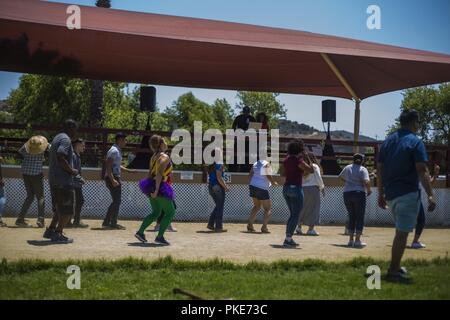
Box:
[89,0,111,127]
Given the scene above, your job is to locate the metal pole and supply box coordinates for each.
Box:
[354,100,360,153]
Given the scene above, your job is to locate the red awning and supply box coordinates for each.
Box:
[1,0,450,100]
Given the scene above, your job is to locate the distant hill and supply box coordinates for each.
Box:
[278,119,376,141]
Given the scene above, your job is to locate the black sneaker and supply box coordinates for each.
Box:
[43,228,56,239]
[155,236,170,246]
[384,271,412,284]
[50,232,74,244]
[36,218,45,228]
[399,267,408,275]
[206,224,214,231]
[15,219,31,227]
[283,239,299,248]
[135,232,147,243]
[102,221,111,228]
[110,224,126,230]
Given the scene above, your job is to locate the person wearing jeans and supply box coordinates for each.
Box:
[16,136,48,228]
[207,148,229,232]
[103,133,136,229]
[339,153,372,248]
[282,140,313,248]
[68,138,88,228]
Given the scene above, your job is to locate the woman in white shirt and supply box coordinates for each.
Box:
[296,154,325,236]
[247,158,278,233]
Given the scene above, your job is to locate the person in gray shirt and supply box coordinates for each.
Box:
[339,154,372,248]
[43,119,79,243]
[103,132,136,229]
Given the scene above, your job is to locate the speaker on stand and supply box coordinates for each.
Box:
[128,86,157,169]
[140,86,156,130]
[320,100,341,175]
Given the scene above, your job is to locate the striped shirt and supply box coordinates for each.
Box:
[19,145,45,176]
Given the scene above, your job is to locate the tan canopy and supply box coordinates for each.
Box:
[1,0,450,143]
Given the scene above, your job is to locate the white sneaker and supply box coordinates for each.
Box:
[411,242,426,249]
[354,240,367,248]
[167,224,177,232]
[306,229,319,236]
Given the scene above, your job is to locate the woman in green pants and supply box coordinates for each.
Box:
[135,135,175,245]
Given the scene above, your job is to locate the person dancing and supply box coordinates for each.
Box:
[281,140,313,247]
[411,164,440,249]
[296,153,325,236]
[247,156,277,233]
[135,135,176,245]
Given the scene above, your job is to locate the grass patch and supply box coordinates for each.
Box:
[1,256,449,299]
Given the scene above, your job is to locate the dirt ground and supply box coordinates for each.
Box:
[0,218,449,263]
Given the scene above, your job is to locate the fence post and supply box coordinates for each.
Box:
[446,147,450,188]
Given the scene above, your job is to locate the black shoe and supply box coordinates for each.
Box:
[102,221,111,228]
[384,271,412,284]
[155,236,170,246]
[110,224,126,230]
[15,219,31,227]
[50,232,74,244]
[214,228,228,233]
[283,239,299,248]
[43,228,56,239]
[206,224,214,231]
[135,232,147,243]
[36,218,45,228]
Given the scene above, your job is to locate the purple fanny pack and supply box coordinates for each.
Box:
[138,178,175,200]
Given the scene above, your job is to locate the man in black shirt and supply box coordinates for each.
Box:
[231,106,256,172]
[232,106,256,131]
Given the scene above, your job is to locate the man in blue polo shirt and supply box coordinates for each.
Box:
[377,109,436,282]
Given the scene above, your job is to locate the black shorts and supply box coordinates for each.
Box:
[50,185,75,216]
[249,185,270,200]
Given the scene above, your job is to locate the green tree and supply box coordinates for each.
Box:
[7,74,91,124]
[211,98,234,130]
[387,83,450,145]
[6,75,171,132]
[236,91,287,129]
[164,92,219,131]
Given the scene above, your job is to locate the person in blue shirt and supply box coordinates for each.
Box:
[377,109,436,282]
[207,148,229,232]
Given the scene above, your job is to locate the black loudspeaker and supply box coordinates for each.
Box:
[322,99,336,122]
[140,86,156,112]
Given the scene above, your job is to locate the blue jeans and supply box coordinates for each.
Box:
[283,185,304,237]
[343,191,366,235]
[208,184,225,229]
[0,186,5,218]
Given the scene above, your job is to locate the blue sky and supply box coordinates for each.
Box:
[1,0,449,139]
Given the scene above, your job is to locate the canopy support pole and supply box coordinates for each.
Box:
[320,53,362,152]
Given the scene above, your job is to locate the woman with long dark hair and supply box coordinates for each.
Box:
[282,140,313,247]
